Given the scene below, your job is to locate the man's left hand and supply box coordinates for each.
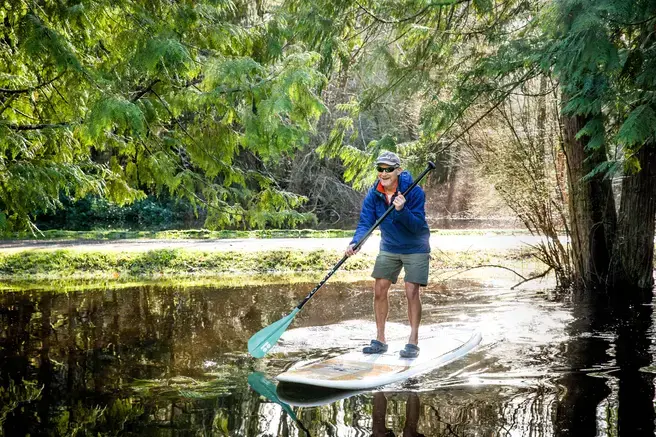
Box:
[393,192,406,211]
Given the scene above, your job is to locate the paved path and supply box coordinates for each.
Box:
[0,234,559,254]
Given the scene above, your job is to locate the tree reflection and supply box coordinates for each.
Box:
[554,291,655,436]
[615,291,654,436]
[0,282,653,436]
[554,298,613,436]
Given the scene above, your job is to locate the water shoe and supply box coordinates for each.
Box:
[399,343,420,358]
[363,339,388,354]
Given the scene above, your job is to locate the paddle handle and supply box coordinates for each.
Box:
[296,162,435,310]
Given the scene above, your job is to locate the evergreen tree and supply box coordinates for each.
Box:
[550,0,656,291]
[292,0,656,292]
[0,0,326,232]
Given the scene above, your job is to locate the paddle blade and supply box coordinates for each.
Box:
[248,308,300,358]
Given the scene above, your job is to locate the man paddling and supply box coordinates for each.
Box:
[345,151,431,358]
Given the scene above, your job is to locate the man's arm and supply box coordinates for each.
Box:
[350,191,377,246]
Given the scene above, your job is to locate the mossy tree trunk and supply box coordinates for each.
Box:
[611,142,656,290]
[562,113,617,292]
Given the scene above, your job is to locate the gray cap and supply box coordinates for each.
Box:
[375,151,401,167]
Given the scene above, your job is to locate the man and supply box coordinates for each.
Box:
[345,151,430,358]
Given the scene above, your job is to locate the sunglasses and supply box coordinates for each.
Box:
[376,166,398,173]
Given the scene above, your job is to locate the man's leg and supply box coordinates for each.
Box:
[374,278,393,343]
[403,393,421,437]
[372,392,390,435]
[404,281,421,345]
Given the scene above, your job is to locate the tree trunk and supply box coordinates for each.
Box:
[611,143,656,290]
[562,114,616,292]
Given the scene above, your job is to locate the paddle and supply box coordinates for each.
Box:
[248,162,436,358]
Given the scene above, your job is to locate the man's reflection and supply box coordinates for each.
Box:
[372,392,425,437]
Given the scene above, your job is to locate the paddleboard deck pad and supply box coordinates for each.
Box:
[276,328,482,390]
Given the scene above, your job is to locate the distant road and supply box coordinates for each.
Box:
[0,234,560,254]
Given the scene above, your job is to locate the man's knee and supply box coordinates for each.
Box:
[405,282,421,300]
[374,279,392,299]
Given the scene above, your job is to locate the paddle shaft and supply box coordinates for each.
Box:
[295,162,435,310]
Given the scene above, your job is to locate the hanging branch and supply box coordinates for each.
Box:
[131,79,161,102]
[0,71,66,95]
[354,0,469,24]
[5,121,76,131]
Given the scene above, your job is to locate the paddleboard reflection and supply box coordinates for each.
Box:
[249,372,427,436]
[276,380,365,407]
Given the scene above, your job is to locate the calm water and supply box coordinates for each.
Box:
[0,275,654,436]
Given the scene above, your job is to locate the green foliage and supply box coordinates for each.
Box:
[617,105,656,148]
[85,97,146,140]
[135,37,191,75]
[473,0,494,14]
[20,14,83,73]
[582,160,622,182]
[35,195,202,231]
[1,0,329,232]
[549,0,656,162]
[575,117,605,151]
[318,108,379,187]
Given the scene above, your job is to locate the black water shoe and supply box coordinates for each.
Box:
[363,339,388,354]
[399,343,420,358]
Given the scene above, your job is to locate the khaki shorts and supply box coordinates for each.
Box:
[372,251,430,286]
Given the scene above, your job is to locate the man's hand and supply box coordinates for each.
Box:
[393,192,406,211]
[345,243,360,257]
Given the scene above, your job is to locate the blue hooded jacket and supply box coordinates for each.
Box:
[350,171,430,254]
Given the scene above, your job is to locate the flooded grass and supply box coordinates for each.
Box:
[0,247,542,290]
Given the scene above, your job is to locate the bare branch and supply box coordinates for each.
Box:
[438,264,527,282]
[511,267,553,289]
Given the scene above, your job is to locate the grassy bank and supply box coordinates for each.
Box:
[4,229,354,241]
[0,246,540,291]
[0,249,373,281]
[3,227,531,241]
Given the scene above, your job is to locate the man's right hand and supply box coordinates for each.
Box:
[345,243,359,257]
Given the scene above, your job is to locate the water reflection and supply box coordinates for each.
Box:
[372,392,423,437]
[554,291,656,437]
[0,279,653,436]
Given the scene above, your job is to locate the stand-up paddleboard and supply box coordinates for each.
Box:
[276,329,482,390]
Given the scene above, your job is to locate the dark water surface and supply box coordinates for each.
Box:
[0,276,654,436]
